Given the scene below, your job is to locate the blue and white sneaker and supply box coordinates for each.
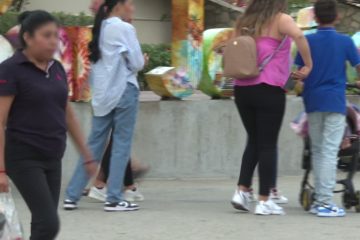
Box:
[317,204,346,217]
[309,204,319,214]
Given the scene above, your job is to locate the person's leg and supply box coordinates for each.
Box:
[46,159,62,208]
[124,160,135,187]
[315,113,345,205]
[308,112,325,205]
[106,83,139,204]
[234,86,258,191]
[255,86,285,200]
[100,136,113,184]
[65,114,113,203]
[7,159,60,240]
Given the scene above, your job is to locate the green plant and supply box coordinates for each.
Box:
[0,11,94,35]
[139,44,171,90]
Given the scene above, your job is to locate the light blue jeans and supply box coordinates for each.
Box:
[308,112,346,205]
[66,83,139,203]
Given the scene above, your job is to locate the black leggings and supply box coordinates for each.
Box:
[234,84,285,196]
[5,140,61,240]
[101,137,134,187]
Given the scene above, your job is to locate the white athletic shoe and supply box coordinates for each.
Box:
[270,189,289,204]
[231,190,251,212]
[88,187,107,202]
[255,200,285,216]
[123,187,145,202]
[248,189,258,202]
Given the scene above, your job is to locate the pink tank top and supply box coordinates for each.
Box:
[234,36,292,88]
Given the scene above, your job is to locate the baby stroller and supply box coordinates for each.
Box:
[291,86,360,213]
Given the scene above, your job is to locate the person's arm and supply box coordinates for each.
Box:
[0,96,13,193]
[122,25,145,72]
[109,23,145,73]
[279,14,313,80]
[66,103,97,176]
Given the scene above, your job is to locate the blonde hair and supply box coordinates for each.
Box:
[235,0,287,37]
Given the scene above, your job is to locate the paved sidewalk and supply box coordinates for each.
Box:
[13,176,360,240]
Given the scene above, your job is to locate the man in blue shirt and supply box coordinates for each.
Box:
[295,0,360,217]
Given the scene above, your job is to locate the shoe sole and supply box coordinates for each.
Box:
[63,205,77,211]
[317,213,346,217]
[231,201,249,212]
[104,207,140,212]
[271,199,289,205]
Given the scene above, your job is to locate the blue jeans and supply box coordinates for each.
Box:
[66,83,139,203]
[308,112,345,205]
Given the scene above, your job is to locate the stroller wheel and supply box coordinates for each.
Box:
[300,188,313,211]
[356,191,360,213]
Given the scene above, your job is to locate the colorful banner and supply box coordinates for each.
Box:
[0,0,12,15]
[55,27,92,102]
[171,0,204,97]
[199,28,234,98]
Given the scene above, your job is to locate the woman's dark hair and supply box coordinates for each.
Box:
[314,0,338,25]
[18,10,58,48]
[89,0,127,63]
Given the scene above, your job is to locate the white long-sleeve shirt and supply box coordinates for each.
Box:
[90,17,144,117]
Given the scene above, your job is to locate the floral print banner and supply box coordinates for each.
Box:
[0,0,12,15]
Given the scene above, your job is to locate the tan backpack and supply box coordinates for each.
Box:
[223,32,287,80]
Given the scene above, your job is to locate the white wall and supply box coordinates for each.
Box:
[26,0,172,44]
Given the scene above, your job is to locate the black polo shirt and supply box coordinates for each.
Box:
[0,51,68,159]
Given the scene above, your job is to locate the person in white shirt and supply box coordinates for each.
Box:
[64,0,146,212]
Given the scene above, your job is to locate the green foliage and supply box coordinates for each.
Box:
[288,0,311,13]
[0,11,94,35]
[0,11,19,35]
[139,44,172,90]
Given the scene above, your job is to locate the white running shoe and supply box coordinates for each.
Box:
[255,200,286,216]
[88,187,107,202]
[123,188,145,202]
[309,203,319,215]
[231,190,251,212]
[248,189,258,202]
[270,189,289,204]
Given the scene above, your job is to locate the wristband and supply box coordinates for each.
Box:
[83,160,95,166]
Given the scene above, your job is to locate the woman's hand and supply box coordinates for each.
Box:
[0,174,9,193]
[292,66,312,81]
[83,150,98,177]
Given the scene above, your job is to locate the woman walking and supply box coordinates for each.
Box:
[231,0,312,215]
[64,0,145,212]
[0,11,96,239]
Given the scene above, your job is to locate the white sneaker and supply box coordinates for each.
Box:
[248,189,258,202]
[231,190,251,212]
[88,187,107,202]
[123,188,145,202]
[255,200,285,216]
[270,189,289,204]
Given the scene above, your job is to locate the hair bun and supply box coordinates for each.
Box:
[18,11,32,24]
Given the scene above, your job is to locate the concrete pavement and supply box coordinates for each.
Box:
[13,175,360,240]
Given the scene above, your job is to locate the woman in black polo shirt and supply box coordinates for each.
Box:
[0,11,96,239]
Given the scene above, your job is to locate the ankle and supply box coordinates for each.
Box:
[238,185,250,192]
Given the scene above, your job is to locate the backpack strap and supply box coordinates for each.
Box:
[259,36,288,72]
